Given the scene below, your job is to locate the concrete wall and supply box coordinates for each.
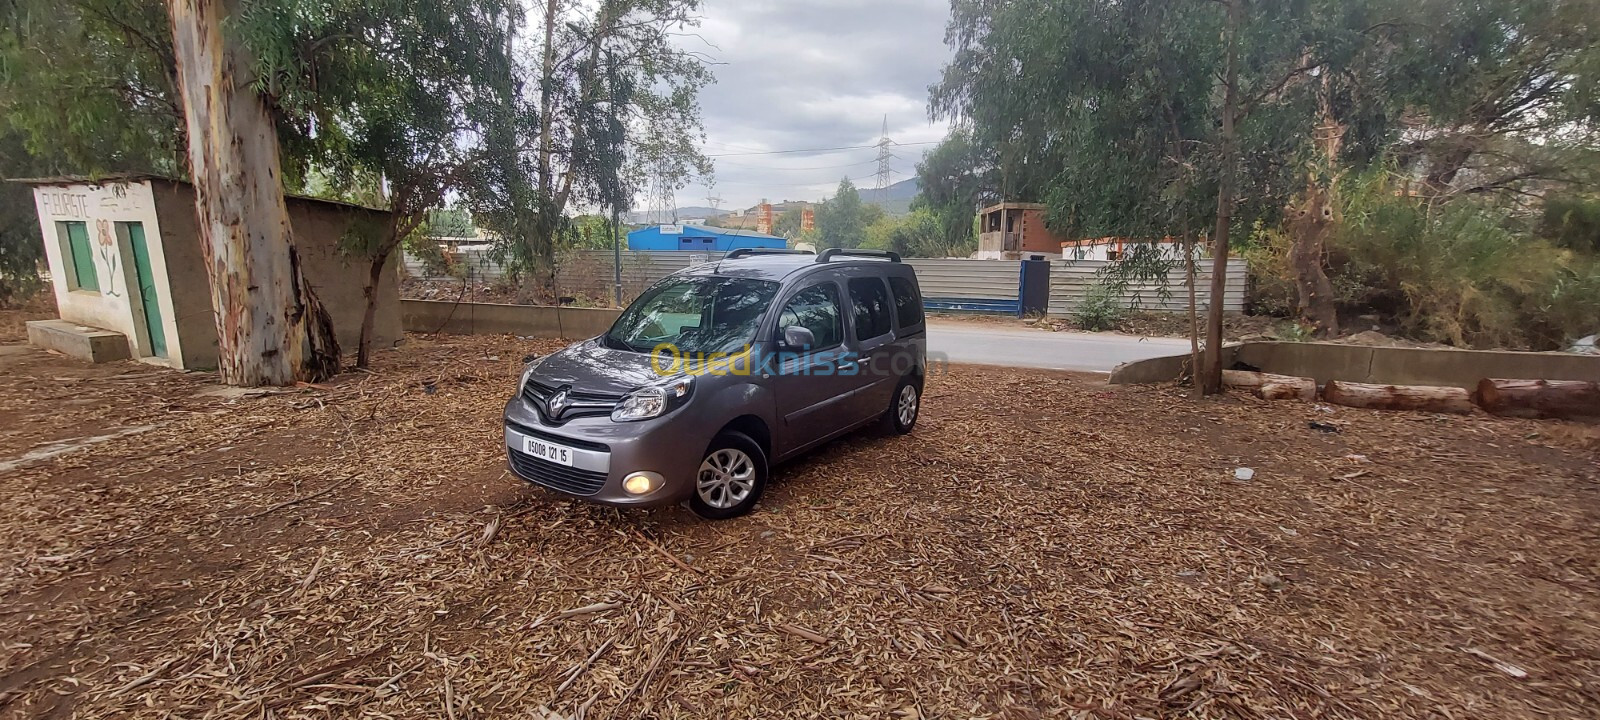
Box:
[402,300,621,339]
[148,181,403,368]
[281,194,403,355]
[1109,341,1600,388]
[151,181,226,369]
[34,181,187,365]
[32,178,402,370]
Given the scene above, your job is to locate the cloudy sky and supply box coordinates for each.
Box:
[666,0,955,211]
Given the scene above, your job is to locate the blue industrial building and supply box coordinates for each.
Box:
[626,224,787,252]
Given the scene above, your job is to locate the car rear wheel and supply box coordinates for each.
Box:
[689,431,768,520]
[883,375,921,434]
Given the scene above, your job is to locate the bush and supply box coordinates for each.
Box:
[1073,282,1125,331]
[1331,172,1600,349]
[1240,170,1600,350]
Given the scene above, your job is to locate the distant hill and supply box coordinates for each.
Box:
[862,177,921,216]
[625,206,730,224]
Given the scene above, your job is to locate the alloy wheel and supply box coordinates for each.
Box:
[897,384,919,427]
[697,448,756,509]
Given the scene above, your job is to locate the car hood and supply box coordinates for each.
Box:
[530,338,669,395]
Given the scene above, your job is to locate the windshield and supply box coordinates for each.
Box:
[605,277,780,354]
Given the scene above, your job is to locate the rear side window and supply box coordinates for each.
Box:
[848,277,892,340]
[776,282,843,350]
[888,276,922,328]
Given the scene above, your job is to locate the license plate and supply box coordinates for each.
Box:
[524,436,575,466]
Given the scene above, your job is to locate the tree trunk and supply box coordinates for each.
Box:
[1324,380,1474,414]
[1474,379,1600,420]
[1200,0,1241,396]
[1223,370,1316,401]
[356,244,392,369]
[1287,76,1342,338]
[1185,230,1200,397]
[167,0,339,386]
[1288,182,1340,336]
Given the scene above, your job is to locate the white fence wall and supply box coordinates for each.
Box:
[1049,259,1247,314]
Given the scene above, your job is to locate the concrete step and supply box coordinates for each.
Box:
[26,319,131,363]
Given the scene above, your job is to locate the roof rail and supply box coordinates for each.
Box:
[724,248,815,259]
[816,248,902,263]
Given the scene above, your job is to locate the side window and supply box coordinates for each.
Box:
[847,277,892,341]
[888,276,923,329]
[58,221,99,292]
[775,282,843,351]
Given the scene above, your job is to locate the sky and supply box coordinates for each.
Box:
[665,0,955,212]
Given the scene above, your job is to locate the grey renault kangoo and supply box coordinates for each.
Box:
[503,248,926,519]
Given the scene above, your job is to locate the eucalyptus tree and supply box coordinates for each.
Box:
[240,0,523,367]
[480,0,712,300]
[0,0,182,175]
[932,0,1381,393]
[168,0,341,384]
[913,128,990,254]
[815,178,872,250]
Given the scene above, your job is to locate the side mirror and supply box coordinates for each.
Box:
[522,354,540,364]
[781,325,816,350]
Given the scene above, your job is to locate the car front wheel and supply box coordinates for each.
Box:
[688,431,768,520]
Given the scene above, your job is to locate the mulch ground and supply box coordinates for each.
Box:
[0,314,1597,719]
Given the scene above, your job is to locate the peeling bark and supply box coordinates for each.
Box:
[1287,183,1340,336]
[167,0,339,386]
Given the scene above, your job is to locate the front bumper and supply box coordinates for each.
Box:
[502,396,704,508]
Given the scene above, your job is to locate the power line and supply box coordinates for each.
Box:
[713,157,884,171]
[703,140,938,158]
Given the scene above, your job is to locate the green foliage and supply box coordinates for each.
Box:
[1275,321,1315,342]
[0,184,43,306]
[1539,195,1600,253]
[564,215,619,251]
[479,0,711,297]
[912,128,988,253]
[0,0,182,176]
[1072,282,1125,332]
[814,178,884,249]
[772,207,804,240]
[0,130,47,305]
[1329,171,1600,349]
[425,209,476,239]
[862,208,965,258]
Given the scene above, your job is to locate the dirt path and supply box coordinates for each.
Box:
[0,326,1597,719]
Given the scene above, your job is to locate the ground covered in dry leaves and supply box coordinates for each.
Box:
[1,315,1598,719]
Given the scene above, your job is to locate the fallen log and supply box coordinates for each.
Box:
[1223,370,1315,401]
[1474,379,1600,420]
[1323,380,1474,414]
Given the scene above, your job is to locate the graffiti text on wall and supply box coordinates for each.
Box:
[43,192,89,217]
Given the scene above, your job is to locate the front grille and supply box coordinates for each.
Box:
[522,380,625,425]
[508,448,608,496]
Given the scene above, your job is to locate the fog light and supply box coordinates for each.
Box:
[623,472,661,496]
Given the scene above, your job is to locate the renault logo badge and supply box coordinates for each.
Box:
[547,387,572,416]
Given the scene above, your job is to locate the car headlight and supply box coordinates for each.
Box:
[519,355,547,391]
[611,377,694,422]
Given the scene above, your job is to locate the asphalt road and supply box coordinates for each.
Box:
[926,321,1191,373]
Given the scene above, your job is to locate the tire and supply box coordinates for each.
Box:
[688,431,769,520]
[882,375,922,434]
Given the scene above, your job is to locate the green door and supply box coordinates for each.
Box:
[126,224,167,358]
